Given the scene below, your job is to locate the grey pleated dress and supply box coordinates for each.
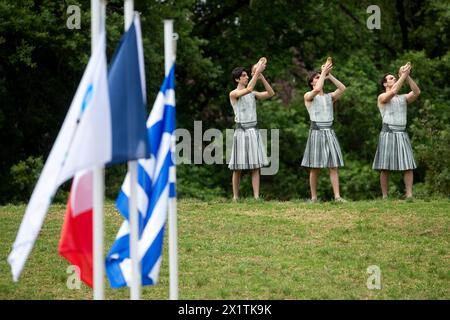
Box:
[372,94,417,171]
[301,93,344,168]
[228,92,269,170]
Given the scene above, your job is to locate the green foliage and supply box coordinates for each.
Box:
[9,156,43,203]
[412,102,450,197]
[257,98,310,199]
[177,164,227,200]
[339,158,379,200]
[404,51,450,197]
[1,1,449,203]
[9,156,70,203]
[105,163,127,200]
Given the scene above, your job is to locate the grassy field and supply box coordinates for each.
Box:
[0,198,449,300]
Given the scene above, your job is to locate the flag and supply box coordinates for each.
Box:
[106,13,149,164]
[105,64,176,288]
[58,170,94,287]
[57,13,150,287]
[8,26,149,282]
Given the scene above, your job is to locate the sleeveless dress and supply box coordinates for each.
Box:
[228,92,269,170]
[301,93,344,168]
[372,94,417,171]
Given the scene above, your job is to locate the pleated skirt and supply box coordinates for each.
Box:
[372,130,417,171]
[228,127,269,170]
[301,129,344,168]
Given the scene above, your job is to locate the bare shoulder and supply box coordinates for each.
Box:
[377,93,385,107]
[304,91,315,103]
[304,91,313,100]
[229,90,238,104]
[229,89,239,100]
[304,92,312,107]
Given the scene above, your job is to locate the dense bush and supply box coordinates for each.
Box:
[177,164,227,200]
[9,156,44,203]
[1,1,449,203]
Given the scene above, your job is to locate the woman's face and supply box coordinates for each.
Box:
[311,73,321,88]
[384,74,396,89]
[239,71,249,85]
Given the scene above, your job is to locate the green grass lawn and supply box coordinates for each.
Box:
[0,198,449,299]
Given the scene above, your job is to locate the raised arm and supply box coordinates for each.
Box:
[405,75,421,104]
[328,74,346,102]
[304,63,332,102]
[230,63,265,100]
[253,74,275,100]
[379,65,410,104]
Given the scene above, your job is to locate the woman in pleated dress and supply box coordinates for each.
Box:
[301,61,347,202]
[373,63,421,199]
[228,61,275,200]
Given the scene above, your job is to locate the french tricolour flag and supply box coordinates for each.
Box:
[8,18,149,283]
[57,14,150,288]
[105,63,176,288]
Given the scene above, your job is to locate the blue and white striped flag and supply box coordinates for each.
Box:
[105,65,176,288]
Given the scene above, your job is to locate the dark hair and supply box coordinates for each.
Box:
[231,67,247,84]
[307,71,320,90]
[380,73,394,92]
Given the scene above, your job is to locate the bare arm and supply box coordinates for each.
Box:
[304,64,332,102]
[379,65,410,104]
[405,76,421,104]
[230,73,259,100]
[328,74,346,102]
[230,63,266,101]
[253,74,275,100]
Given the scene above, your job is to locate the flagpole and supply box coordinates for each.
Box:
[164,19,178,300]
[92,0,105,300]
[124,0,141,301]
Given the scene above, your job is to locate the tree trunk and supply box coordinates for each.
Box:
[396,0,409,50]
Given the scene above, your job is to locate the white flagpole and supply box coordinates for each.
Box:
[164,19,179,300]
[128,160,140,300]
[92,0,105,301]
[124,0,141,300]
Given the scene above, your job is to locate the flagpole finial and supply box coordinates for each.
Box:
[124,0,134,31]
[164,20,175,75]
